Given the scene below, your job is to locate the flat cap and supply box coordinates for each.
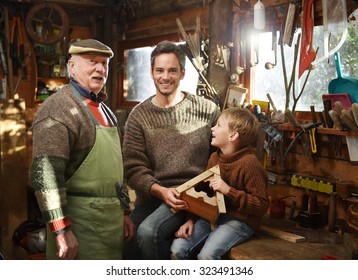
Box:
[69,39,114,58]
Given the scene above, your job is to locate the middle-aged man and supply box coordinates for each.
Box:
[123,40,220,259]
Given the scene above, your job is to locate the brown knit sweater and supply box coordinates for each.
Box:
[207,147,269,230]
[123,93,220,206]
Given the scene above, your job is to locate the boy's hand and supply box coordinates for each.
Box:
[175,219,194,239]
[209,178,230,195]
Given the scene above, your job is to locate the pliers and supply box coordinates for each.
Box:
[10,16,24,76]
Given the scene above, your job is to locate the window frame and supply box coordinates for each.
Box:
[116,34,180,109]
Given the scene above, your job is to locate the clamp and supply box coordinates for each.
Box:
[309,105,319,156]
[283,122,321,163]
[309,127,317,154]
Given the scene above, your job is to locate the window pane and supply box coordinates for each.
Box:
[253,25,358,111]
[124,44,199,102]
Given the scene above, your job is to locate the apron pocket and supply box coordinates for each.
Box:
[89,199,124,248]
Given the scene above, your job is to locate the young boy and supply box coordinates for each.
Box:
[171,107,269,260]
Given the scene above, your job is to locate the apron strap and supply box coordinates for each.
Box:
[67,182,130,210]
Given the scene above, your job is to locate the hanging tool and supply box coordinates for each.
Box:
[285,109,306,132]
[309,127,317,154]
[10,16,24,76]
[283,122,321,163]
[0,33,8,78]
[12,51,31,96]
[309,105,318,156]
[298,0,316,79]
[285,109,309,155]
[280,0,299,47]
[322,99,334,128]
[318,111,326,127]
[250,32,259,67]
[241,18,247,71]
[0,5,7,82]
[283,108,322,162]
[315,0,348,64]
[265,12,277,69]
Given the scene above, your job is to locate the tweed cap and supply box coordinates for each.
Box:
[69,39,114,58]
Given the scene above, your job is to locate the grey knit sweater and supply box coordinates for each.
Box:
[29,85,120,224]
[123,93,220,206]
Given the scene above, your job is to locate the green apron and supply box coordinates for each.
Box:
[46,86,125,260]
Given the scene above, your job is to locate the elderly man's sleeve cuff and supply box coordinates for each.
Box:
[49,217,71,233]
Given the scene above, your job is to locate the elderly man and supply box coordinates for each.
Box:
[29,39,135,260]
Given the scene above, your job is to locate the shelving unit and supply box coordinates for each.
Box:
[36,77,68,101]
[34,40,69,101]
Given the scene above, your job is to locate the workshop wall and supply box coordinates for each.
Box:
[0,0,357,259]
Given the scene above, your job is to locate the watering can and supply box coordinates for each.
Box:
[328,52,358,103]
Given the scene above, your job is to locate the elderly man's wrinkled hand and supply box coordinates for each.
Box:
[56,230,78,260]
[123,214,136,242]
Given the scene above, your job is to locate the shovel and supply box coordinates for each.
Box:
[328,52,358,103]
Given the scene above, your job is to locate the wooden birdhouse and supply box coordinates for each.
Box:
[174,165,226,227]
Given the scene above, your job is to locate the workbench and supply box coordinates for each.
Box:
[227,218,357,260]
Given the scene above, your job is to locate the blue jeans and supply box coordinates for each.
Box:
[137,203,186,260]
[171,214,254,260]
[123,203,159,260]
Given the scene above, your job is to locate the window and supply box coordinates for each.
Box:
[124,44,199,102]
[117,36,199,108]
[252,24,358,111]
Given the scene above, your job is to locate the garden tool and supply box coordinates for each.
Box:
[298,0,316,79]
[328,52,358,103]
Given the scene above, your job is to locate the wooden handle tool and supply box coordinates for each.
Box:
[352,103,358,127]
[328,110,344,131]
[323,99,334,128]
[341,109,358,131]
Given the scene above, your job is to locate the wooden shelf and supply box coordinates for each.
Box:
[38,77,69,86]
[276,123,358,137]
[36,77,69,101]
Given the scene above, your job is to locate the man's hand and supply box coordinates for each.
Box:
[55,229,78,260]
[123,214,136,242]
[150,184,188,211]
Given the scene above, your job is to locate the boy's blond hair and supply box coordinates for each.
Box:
[221,107,260,148]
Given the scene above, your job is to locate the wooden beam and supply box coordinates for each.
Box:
[259,225,307,243]
[125,6,209,40]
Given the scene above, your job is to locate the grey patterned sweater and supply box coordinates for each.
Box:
[29,84,120,230]
[123,93,220,206]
